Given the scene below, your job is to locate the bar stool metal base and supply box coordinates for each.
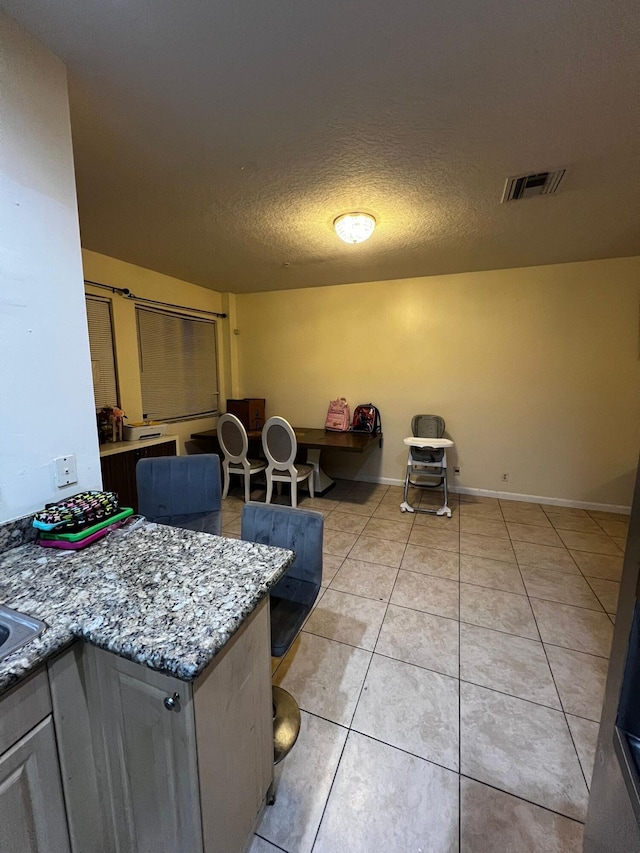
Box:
[273,685,301,765]
[268,686,302,806]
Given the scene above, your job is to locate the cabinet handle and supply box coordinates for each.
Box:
[164,692,181,711]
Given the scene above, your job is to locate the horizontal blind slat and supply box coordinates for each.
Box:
[136,306,218,421]
[86,296,118,408]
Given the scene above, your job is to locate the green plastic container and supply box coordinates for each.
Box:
[39,507,134,541]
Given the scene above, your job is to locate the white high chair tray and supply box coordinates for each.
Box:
[403,437,454,449]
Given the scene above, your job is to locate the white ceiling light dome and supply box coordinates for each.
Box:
[333,212,376,244]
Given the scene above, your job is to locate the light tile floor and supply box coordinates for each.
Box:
[220,481,626,852]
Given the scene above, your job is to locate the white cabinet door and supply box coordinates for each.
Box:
[0,717,71,853]
[84,647,203,853]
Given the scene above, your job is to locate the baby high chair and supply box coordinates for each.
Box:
[400,414,454,518]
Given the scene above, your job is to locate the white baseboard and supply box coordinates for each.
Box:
[451,485,631,515]
[351,475,631,515]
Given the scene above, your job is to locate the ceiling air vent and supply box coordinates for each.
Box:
[501,169,566,203]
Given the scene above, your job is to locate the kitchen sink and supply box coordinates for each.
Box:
[0,604,46,662]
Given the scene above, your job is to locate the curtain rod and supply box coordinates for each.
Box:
[84,279,228,319]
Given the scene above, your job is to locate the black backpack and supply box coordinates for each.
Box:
[350,404,382,435]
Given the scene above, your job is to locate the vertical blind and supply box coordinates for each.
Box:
[136,306,219,421]
[85,295,119,408]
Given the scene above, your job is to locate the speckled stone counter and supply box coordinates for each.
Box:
[0,522,294,694]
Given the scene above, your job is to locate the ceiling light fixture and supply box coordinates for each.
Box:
[333,212,376,244]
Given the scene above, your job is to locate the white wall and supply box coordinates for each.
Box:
[0,14,101,522]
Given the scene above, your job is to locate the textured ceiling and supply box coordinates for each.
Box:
[2,1,639,293]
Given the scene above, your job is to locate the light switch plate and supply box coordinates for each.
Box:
[54,455,78,488]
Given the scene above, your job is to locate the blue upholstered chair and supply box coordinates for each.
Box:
[136,454,222,536]
[241,502,323,783]
[241,502,323,657]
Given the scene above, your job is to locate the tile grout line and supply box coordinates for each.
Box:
[263,487,623,850]
[353,593,610,655]
[510,514,593,794]
[307,731,349,853]
[321,532,614,656]
[495,501,587,814]
[293,631,574,716]
[308,484,406,853]
[253,832,289,852]
[462,500,588,825]
[289,705,589,828]
[281,482,372,853]
[317,565,614,659]
[458,773,588,827]
[402,559,612,616]
[582,574,617,617]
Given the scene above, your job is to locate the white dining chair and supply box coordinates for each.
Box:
[217,413,267,502]
[261,417,314,508]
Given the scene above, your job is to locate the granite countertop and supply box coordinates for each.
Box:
[0,523,294,695]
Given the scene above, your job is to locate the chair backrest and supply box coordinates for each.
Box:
[136,454,222,535]
[241,502,323,656]
[411,414,446,464]
[262,416,297,471]
[412,414,445,439]
[184,439,208,455]
[217,413,249,463]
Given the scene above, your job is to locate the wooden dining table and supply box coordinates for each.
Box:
[190,426,383,493]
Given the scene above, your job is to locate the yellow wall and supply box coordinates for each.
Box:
[81,250,640,508]
[236,257,640,508]
[83,250,229,453]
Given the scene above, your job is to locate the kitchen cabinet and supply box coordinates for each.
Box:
[82,597,273,853]
[0,669,71,853]
[99,436,177,511]
[82,647,202,853]
[48,645,111,853]
[226,398,266,431]
[0,517,285,853]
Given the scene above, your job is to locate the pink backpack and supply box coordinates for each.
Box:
[325,397,351,431]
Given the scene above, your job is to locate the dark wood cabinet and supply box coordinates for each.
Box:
[100,439,177,511]
[226,399,265,431]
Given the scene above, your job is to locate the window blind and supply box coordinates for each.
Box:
[136,306,219,421]
[86,295,119,408]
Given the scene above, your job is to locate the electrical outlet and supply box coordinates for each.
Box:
[453,467,461,475]
[54,455,78,488]
[501,472,510,482]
